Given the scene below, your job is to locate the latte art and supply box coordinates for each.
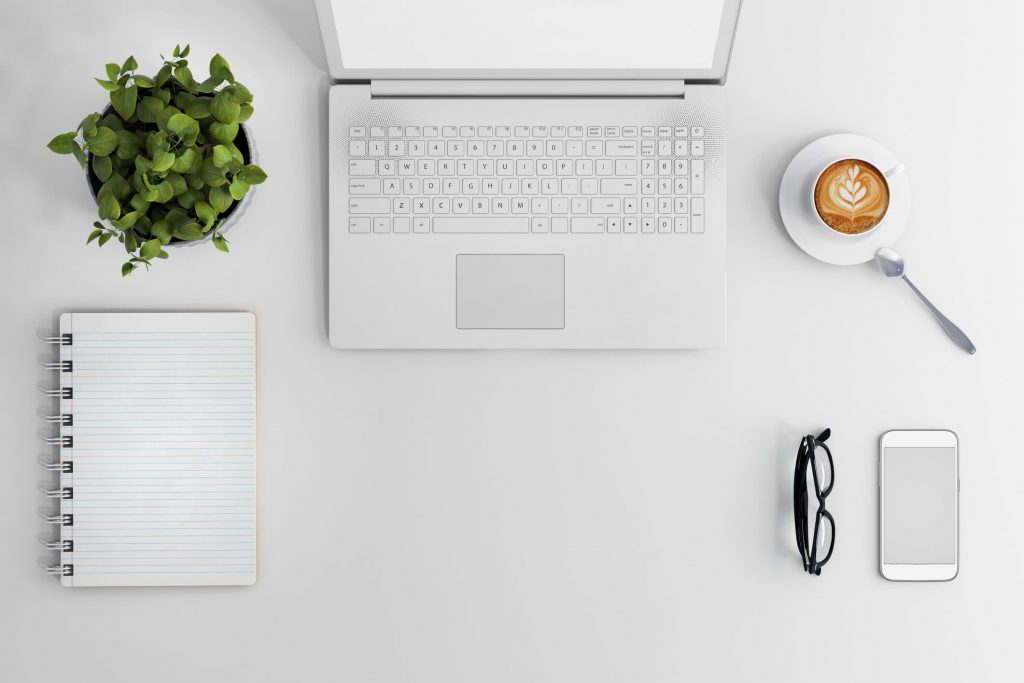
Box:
[814,159,890,235]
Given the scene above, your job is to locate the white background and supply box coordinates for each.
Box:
[1,1,1022,681]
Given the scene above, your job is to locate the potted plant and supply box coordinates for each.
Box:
[47,44,267,276]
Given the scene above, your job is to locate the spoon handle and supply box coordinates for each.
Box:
[902,276,977,354]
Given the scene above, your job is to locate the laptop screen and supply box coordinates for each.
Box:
[323,0,729,71]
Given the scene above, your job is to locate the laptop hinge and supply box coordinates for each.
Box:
[370,80,685,98]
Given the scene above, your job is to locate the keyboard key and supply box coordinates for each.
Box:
[691,198,705,233]
[460,126,475,137]
[658,127,671,137]
[349,178,381,195]
[623,217,638,233]
[600,179,638,194]
[608,217,621,233]
[388,126,402,137]
[371,127,386,137]
[349,127,366,137]
[614,160,637,175]
[369,140,386,156]
[406,126,421,137]
[424,126,439,137]
[658,217,672,233]
[349,140,366,156]
[571,217,605,233]
[568,126,584,137]
[531,217,549,233]
[674,216,689,233]
[641,126,655,137]
[373,217,390,233]
[690,140,704,157]
[442,126,457,137]
[691,159,705,194]
[479,126,493,137]
[413,217,430,233]
[433,217,529,233]
[349,217,371,233]
[531,126,548,136]
[496,126,511,137]
[389,140,406,156]
[551,126,567,137]
[622,126,638,137]
[641,217,655,233]
[349,198,390,213]
[515,126,530,137]
[691,127,704,137]
[674,140,688,155]
[591,198,622,214]
[604,126,620,137]
[674,126,688,137]
[552,217,569,233]
[588,126,602,136]
[393,217,411,233]
[606,141,638,156]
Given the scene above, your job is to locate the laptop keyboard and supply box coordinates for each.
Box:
[346,125,706,235]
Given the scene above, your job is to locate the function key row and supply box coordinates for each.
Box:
[349,126,705,139]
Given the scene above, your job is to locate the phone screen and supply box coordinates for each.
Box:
[883,447,957,564]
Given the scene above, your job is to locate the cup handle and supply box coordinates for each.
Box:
[884,163,906,179]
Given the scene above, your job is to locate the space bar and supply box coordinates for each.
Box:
[433,217,529,234]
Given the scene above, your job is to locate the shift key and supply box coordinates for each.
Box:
[349,198,390,214]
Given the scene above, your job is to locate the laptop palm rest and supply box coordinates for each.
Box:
[456,255,565,330]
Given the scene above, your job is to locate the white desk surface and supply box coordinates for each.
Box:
[2,1,1022,680]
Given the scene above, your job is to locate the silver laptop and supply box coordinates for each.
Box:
[314,0,741,349]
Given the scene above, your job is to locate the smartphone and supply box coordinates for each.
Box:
[879,430,959,581]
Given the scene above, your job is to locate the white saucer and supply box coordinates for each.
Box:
[779,134,911,266]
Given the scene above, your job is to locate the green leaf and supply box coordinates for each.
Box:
[120,55,138,74]
[180,44,190,58]
[200,158,228,186]
[174,64,196,91]
[211,92,241,124]
[238,164,267,185]
[70,141,87,168]
[212,144,233,168]
[140,238,161,259]
[228,178,249,201]
[210,53,233,83]
[138,95,164,123]
[237,103,254,123]
[212,233,229,253]
[110,83,138,120]
[184,96,212,119]
[155,63,172,87]
[209,185,233,212]
[98,192,121,220]
[94,78,119,92]
[153,181,175,203]
[208,122,238,144]
[47,132,76,154]
[99,232,113,247]
[197,76,222,94]
[91,154,112,182]
[224,83,252,104]
[105,63,120,80]
[152,150,175,172]
[166,172,187,196]
[99,113,123,131]
[166,112,199,139]
[124,230,138,253]
[133,74,155,88]
[86,228,104,244]
[102,173,131,200]
[117,210,140,229]
[174,223,205,241]
[121,262,136,277]
[150,220,172,242]
[173,44,181,58]
[170,147,197,173]
[195,200,216,227]
[78,113,100,136]
[85,126,119,157]
[115,130,143,159]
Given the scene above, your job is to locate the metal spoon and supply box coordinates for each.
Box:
[874,247,976,354]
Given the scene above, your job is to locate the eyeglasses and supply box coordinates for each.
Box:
[793,428,835,575]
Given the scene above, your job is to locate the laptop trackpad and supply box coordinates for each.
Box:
[456,254,565,329]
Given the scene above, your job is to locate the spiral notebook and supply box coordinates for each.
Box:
[41,312,257,587]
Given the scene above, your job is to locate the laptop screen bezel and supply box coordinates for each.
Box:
[313,0,742,85]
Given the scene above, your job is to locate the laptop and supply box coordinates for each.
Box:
[314,0,741,349]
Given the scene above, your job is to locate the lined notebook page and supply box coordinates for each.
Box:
[58,312,257,587]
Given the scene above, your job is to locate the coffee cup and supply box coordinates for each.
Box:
[811,158,905,237]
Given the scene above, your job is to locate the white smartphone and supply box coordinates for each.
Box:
[879,430,959,581]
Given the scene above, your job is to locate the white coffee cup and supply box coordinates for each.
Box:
[810,158,905,238]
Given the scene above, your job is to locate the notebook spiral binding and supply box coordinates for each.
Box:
[40,331,74,580]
